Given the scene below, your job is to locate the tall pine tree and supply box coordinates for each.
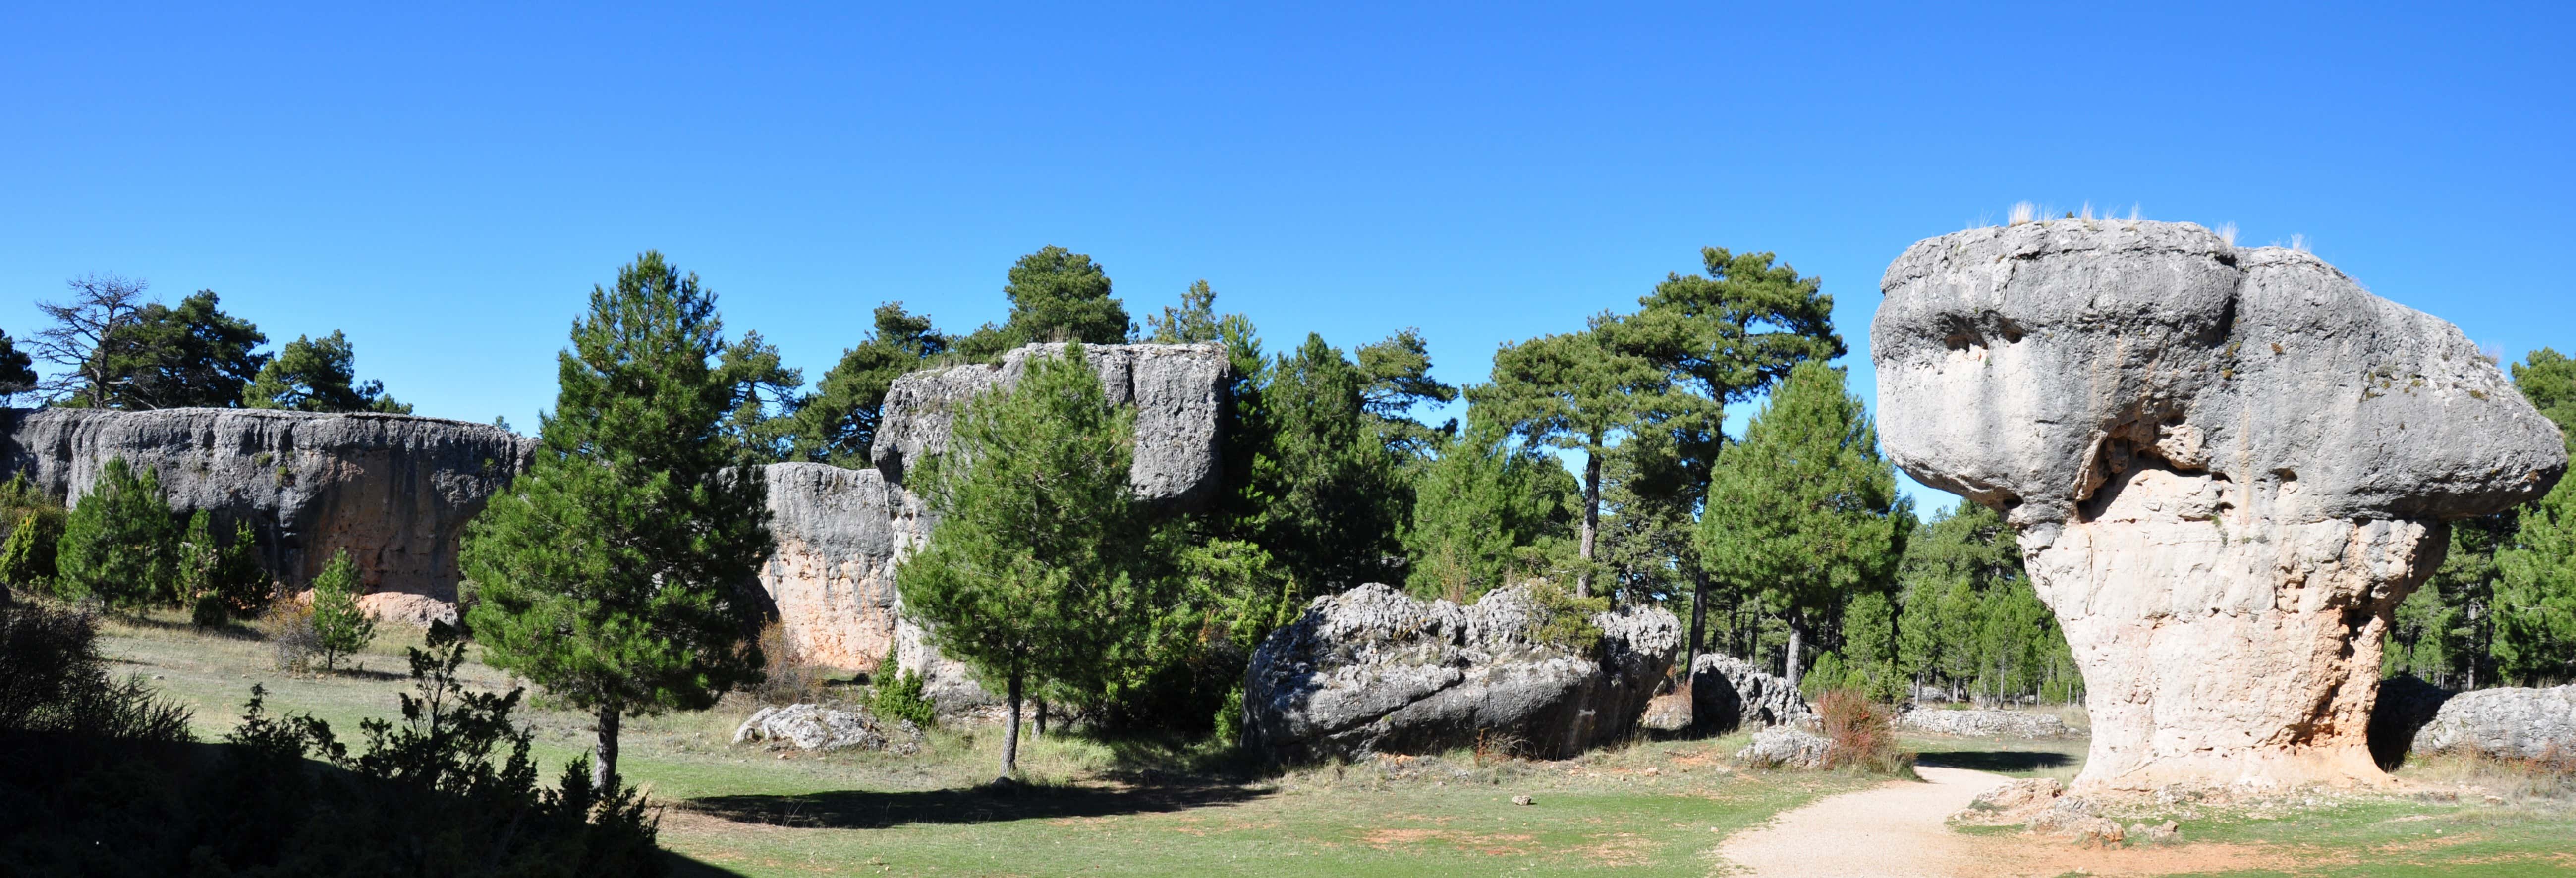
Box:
[1696,362,1905,688]
[462,252,773,787]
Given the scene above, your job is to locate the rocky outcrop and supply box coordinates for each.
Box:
[732,703,923,754]
[872,343,1230,704]
[1893,707,2075,739]
[754,463,920,669]
[1874,220,2568,789]
[1,407,530,615]
[1735,727,1830,769]
[872,343,1227,507]
[2382,681,2576,761]
[1688,654,1812,734]
[1241,583,1680,762]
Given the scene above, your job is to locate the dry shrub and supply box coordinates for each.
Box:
[1473,728,1530,767]
[1816,689,1913,774]
[751,622,829,705]
[263,600,322,673]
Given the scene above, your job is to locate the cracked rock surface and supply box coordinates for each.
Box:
[1242,583,1679,761]
[1,407,529,614]
[1688,654,1812,734]
[1873,220,2567,789]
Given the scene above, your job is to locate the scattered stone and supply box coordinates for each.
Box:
[1969,777,2067,813]
[1688,654,1811,735]
[1735,726,1830,769]
[733,703,924,754]
[1511,795,1533,806]
[1241,583,1680,762]
[1894,707,2074,739]
[1874,220,2568,789]
[1639,691,1691,732]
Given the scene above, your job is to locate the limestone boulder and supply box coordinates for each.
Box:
[1687,654,1812,734]
[2398,682,2576,761]
[732,703,923,754]
[1241,583,1680,761]
[1,407,529,605]
[871,343,1227,507]
[754,462,919,669]
[1873,219,2568,789]
[1735,727,1830,769]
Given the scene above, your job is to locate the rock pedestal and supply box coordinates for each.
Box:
[1873,220,2566,789]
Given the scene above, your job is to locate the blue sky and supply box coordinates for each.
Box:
[6,3,2569,513]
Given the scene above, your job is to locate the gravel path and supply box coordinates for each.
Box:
[1715,765,2007,878]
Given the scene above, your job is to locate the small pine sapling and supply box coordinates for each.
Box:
[308,549,377,671]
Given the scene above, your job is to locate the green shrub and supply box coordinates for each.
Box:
[180,511,270,626]
[868,648,937,728]
[0,509,64,593]
[309,550,377,671]
[1212,684,1245,747]
[1523,579,1607,653]
[264,599,323,672]
[53,457,181,609]
[0,599,193,740]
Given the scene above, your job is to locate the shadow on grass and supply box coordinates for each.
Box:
[683,780,1274,830]
[1913,749,2075,772]
[668,852,755,877]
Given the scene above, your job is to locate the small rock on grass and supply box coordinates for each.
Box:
[1511,795,1534,806]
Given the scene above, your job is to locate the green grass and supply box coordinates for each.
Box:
[94,611,1874,877]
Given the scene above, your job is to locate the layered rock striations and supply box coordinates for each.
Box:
[1242,583,1680,761]
[755,462,921,668]
[1873,220,2566,789]
[1,407,531,622]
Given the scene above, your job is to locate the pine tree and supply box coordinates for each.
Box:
[179,511,269,625]
[54,457,181,609]
[1696,362,1905,689]
[96,289,271,409]
[0,329,36,404]
[309,549,377,670]
[1253,334,1409,595]
[895,343,1147,779]
[241,329,410,413]
[461,252,774,788]
[791,303,949,467]
[2497,475,2576,684]
[1403,420,1576,601]
[1475,315,1667,596]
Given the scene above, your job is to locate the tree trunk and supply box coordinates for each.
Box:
[1577,448,1602,598]
[1035,700,1048,738]
[1685,573,1710,672]
[593,705,621,790]
[1000,672,1024,781]
[1784,616,1804,692]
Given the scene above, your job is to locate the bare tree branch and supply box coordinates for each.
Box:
[31,273,150,407]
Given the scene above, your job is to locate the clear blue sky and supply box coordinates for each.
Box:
[7,3,2569,512]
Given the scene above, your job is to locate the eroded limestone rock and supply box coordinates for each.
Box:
[732,703,924,754]
[1735,726,1830,769]
[872,342,1226,506]
[1688,654,1813,734]
[1,407,530,605]
[2399,682,2576,761]
[1893,707,2075,739]
[754,462,917,669]
[1874,220,2567,789]
[1242,583,1680,761]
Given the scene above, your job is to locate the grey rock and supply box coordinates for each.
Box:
[754,462,917,668]
[1893,707,2074,739]
[1872,220,2569,789]
[2407,683,2576,761]
[1,407,529,609]
[1242,583,1680,762]
[1688,654,1812,734]
[732,703,923,754]
[1735,726,1830,769]
[871,343,1228,507]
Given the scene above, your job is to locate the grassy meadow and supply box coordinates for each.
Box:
[90,610,2576,877]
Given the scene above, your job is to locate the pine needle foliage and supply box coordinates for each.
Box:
[309,549,377,671]
[1696,362,1906,688]
[895,343,1148,778]
[54,457,181,609]
[461,251,774,787]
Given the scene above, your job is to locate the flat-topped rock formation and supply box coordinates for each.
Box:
[1873,219,2567,789]
[873,342,1227,507]
[1,407,530,622]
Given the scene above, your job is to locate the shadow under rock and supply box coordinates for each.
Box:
[1913,749,2076,773]
[682,780,1275,830]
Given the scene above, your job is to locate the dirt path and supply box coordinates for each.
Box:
[1716,765,2006,877]
[1716,767,2299,878]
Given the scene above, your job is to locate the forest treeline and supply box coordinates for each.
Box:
[6,246,2575,747]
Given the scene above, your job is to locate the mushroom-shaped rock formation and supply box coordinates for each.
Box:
[1873,220,2566,790]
